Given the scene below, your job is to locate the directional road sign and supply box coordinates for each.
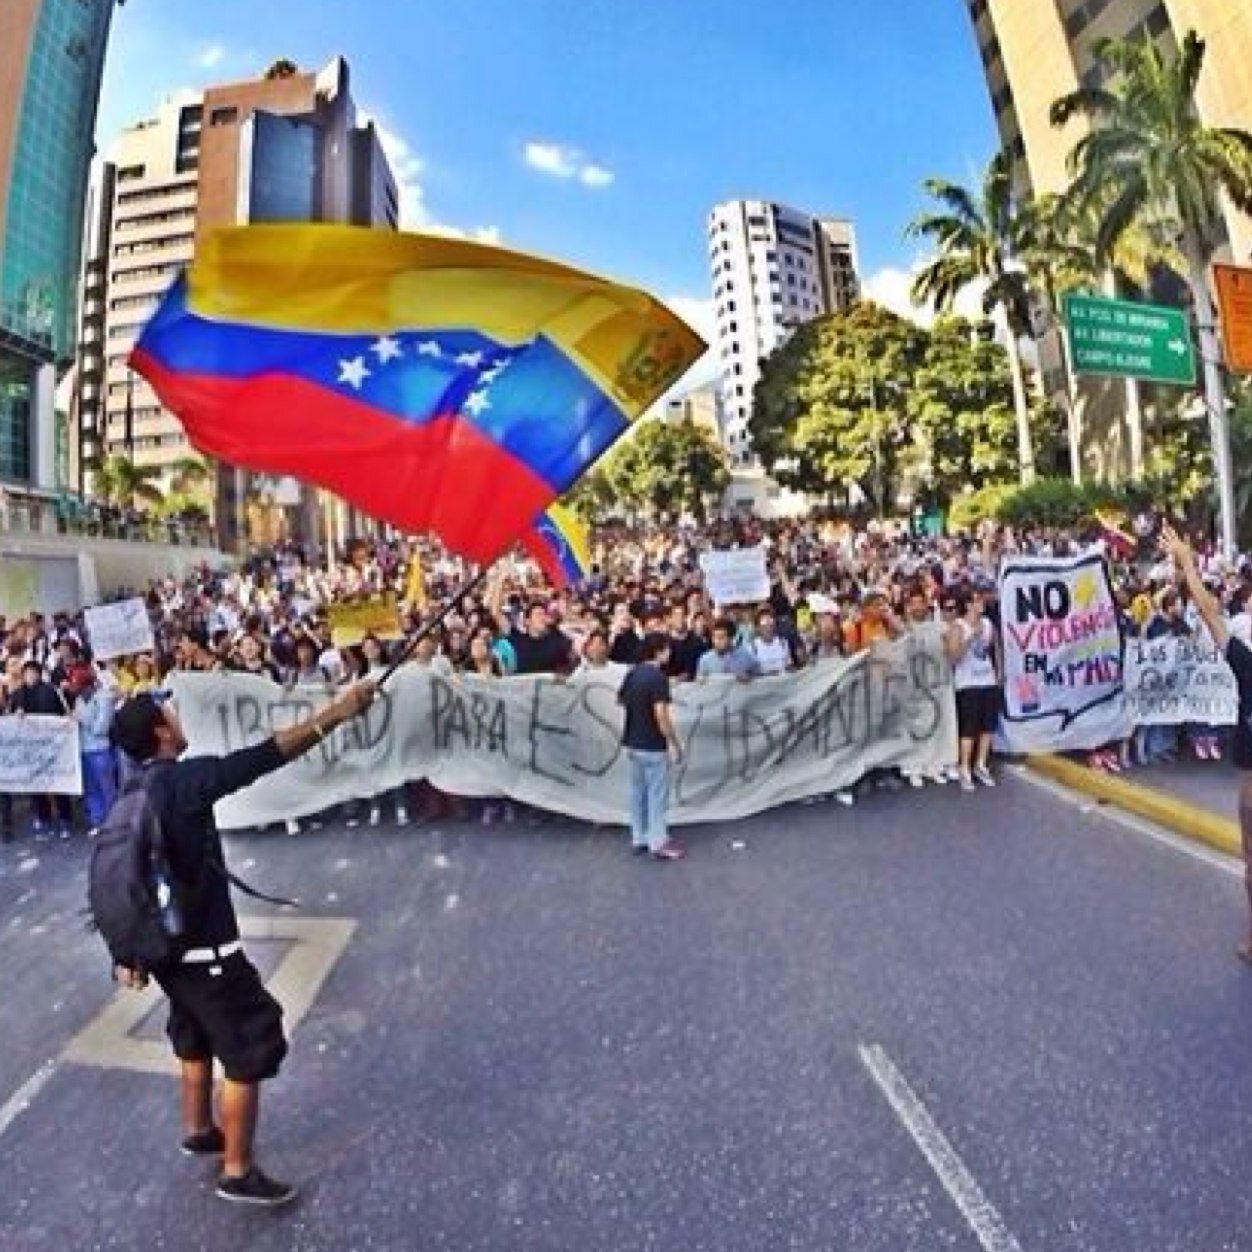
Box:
[1063,292,1196,386]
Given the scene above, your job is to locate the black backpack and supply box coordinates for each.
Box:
[87,762,299,973]
[87,762,186,973]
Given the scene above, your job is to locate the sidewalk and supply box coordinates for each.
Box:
[1029,755,1242,859]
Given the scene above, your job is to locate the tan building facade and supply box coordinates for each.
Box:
[967,0,1252,261]
[85,57,398,547]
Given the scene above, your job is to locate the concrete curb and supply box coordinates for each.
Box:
[1028,755,1242,861]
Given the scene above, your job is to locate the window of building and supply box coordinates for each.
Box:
[116,164,146,182]
[210,106,239,127]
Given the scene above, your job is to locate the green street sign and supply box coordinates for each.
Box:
[1063,292,1196,386]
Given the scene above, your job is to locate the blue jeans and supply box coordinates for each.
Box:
[627,749,670,851]
[82,747,118,827]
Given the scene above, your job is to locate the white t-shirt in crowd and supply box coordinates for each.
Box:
[750,634,792,676]
[953,618,997,690]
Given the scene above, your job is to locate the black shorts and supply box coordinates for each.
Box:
[157,951,287,1083]
[956,685,1001,740]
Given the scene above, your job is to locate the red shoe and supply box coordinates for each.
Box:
[650,841,686,861]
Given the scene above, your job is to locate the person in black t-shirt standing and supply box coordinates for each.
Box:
[508,601,574,676]
[1163,526,1252,962]
[109,680,376,1206]
[618,632,685,861]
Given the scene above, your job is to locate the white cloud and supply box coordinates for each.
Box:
[424,223,504,246]
[366,113,502,243]
[863,262,988,327]
[523,140,615,190]
[666,295,716,345]
[659,295,718,400]
[370,118,431,228]
[196,43,227,70]
[579,164,615,189]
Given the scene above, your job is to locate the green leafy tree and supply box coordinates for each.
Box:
[1051,30,1252,549]
[751,303,928,514]
[87,454,165,511]
[913,317,1043,503]
[169,455,211,496]
[907,152,1037,483]
[593,417,729,521]
[750,303,1038,514]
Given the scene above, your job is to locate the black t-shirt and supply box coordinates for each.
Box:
[618,662,671,752]
[509,627,572,676]
[609,629,643,666]
[667,631,708,681]
[1227,637,1252,771]
[149,739,286,946]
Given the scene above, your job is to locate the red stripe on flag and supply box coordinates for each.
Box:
[133,350,553,563]
[521,531,566,588]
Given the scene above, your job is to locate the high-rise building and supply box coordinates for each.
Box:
[965,0,1252,261]
[84,57,399,549]
[708,200,859,469]
[0,0,119,491]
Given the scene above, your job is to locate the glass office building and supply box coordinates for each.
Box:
[0,0,117,485]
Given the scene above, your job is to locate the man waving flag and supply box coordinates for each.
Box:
[131,225,704,562]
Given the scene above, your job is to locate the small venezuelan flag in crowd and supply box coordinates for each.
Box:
[131,225,704,563]
[523,503,592,589]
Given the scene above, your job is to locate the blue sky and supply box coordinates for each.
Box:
[97,0,998,344]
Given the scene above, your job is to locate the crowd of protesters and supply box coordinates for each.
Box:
[1,511,1248,846]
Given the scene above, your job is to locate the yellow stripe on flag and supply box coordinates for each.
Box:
[188,226,705,420]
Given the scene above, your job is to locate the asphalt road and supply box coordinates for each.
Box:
[1130,756,1238,822]
[1,767,1251,1252]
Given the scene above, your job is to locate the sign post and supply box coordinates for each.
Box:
[1063,292,1196,386]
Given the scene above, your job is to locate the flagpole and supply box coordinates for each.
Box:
[377,564,493,687]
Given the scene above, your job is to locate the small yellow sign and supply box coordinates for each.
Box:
[328,595,403,648]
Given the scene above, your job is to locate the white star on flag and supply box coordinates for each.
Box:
[464,390,491,417]
[371,335,403,364]
[480,360,509,383]
[338,356,371,390]
[416,340,443,358]
[456,350,486,369]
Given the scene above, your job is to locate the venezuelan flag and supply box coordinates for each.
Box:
[524,503,592,588]
[131,225,704,563]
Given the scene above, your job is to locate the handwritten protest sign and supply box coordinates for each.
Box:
[0,716,82,795]
[1124,636,1238,726]
[84,598,155,662]
[170,627,958,830]
[999,553,1130,752]
[328,594,403,648]
[699,547,770,607]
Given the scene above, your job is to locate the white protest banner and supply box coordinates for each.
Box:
[999,552,1130,753]
[0,716,82,795]
[1124,636,1238,726]
[699,546,770,607]
[85,597,155,661]
[169,627,957,830]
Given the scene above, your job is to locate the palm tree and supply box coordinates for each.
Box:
[1051,30,1252,551]
[87,454,165,512]
[169,455,211,496]
[908,151,1037,483]
[1018,191,1183,481]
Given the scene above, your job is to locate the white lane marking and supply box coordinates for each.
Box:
[1012,766,1241,879]
[0,1059,57,1141]
[859,1043,1024,1252]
